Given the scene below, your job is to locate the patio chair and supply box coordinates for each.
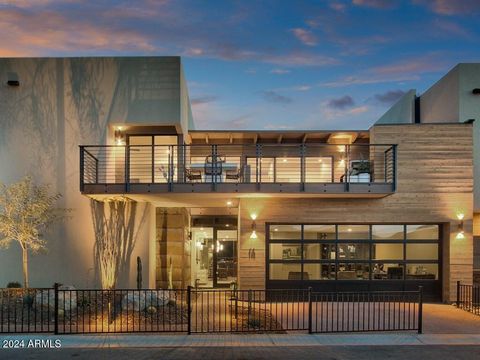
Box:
[185,168,202,182]
[225,163,244,181]
[204,155,224,176]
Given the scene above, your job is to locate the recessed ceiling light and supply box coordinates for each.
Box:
[226,200,233,206]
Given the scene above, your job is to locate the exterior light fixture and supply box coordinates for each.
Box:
[114,126,125,145]
[472,88,480,95]
[456,213,465,240]
[250,214,257,239]
[226,200,233,206]
[282,158,288,163]
[7,80,19,86]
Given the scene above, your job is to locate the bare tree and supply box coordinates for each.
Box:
[0,176,68,288]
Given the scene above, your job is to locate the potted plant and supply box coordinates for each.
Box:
[350,160,371,183]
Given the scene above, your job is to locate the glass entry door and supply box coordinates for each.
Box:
[191,216,237,288]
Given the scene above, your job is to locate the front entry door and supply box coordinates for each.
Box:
[192,216,237,288]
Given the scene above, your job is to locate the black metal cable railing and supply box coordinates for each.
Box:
[79,144,397,192]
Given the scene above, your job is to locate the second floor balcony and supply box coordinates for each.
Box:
[80,143,396,196]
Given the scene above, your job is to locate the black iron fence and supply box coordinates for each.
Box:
[79,143,397,193]
[456,281,480,315]
[0,285,423,334]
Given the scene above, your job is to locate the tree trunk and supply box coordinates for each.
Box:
[22,248,29,289]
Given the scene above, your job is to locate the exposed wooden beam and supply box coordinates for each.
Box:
[229,133,233,144]
[253,134,258,144]
[277,134,283,144]
[302,134,308,143]
[205,134,209,144]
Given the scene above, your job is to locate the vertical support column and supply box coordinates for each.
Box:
[301,144,306,192]
[345,145,350,192]
[125,145,130,193]
[187,285,192,334]
[54,283,59,335]
[308,286,313,334]
[418,286,423,334]
[457,280,461,308]
[79,146,85,192]
[256,144,261,191]
[151,143,155,184]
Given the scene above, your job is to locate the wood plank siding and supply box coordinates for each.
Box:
[238,124,474,302]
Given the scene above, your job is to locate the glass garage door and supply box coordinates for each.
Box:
[266,223,441,300]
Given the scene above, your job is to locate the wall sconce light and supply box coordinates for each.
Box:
[114,126,125,145]
[250,213,257,239]
[472,88,480,95]
[456,213,465,240]
[7,80,19,86]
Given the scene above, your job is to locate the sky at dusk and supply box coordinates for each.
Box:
[1,0,480,130]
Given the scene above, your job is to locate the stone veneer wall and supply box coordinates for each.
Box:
[155,208,190,289]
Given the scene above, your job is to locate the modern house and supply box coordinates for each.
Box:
[0,57,477,302]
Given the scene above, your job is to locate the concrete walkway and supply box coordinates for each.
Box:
[3,333,480,348]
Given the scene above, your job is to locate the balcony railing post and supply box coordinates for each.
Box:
[168,145,174,192]
[457,280,461,308]
[212,145,217,191]
[301,144,306,192]
[256,144,261,190]
[151,144,155,184]
[392,144,397,192]
[79,146,85,192]
[125,145,130,193]
[345,144,350,192]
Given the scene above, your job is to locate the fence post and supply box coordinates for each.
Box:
[54,283,59,335]
[456,281,461,308]
[418,286,423,334]
[308,287,313,334]
[187,286,192,335]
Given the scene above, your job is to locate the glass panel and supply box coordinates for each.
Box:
[406,244,438,260]
[304,225,335,240]
[247,157,274,183]
[191,227,214,288]
[337,263,370,280]
[338,243,369,260]
[372,243,403,260]
[372,225,404,241]
[129,136,152,145]
[304,263,335,280]
[269,225,301,240]
[154,135,178,145]
[372,263,404,280]
[338,225,369,240]
[269,243,302,260]
[276,157,301,183]
[269,263,302,280]
[304,243,336,260]
[216,230,237,286]
[305,157,333,182]
[406,225,439,240]
[406,264,438,280]
[129,145,152,183]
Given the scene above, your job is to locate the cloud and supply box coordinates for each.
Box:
[190,96,218,105]
[270,68,291,75]
[329,2,346,11]
[262,91,293,104]
[352,0,398,9]
[413,0,480,15]
[374,90,406,104]
[327,95,355,109]
[293,85,311,91]
[372,54,448,76]
[290,28,318,46]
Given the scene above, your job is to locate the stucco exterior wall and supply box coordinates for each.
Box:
[375,89,416,125]
[0,57,185,288]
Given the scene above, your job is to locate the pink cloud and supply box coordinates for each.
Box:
[290,28,318,46]
[413,0,480,15]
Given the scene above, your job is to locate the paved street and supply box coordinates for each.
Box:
[3,345,480,360]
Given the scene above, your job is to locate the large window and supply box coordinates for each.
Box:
[267,224,440,281]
